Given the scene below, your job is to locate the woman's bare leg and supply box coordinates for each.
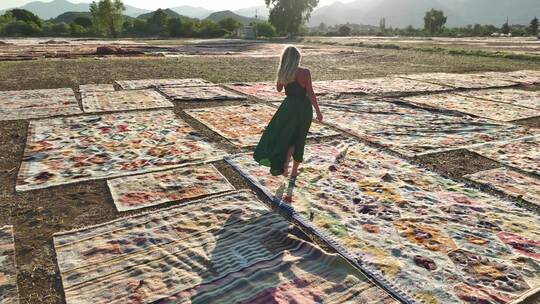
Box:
[291,161,301,178]
[283,146,295,177]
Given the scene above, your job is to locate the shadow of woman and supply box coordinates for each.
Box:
[189,211,290,303]
[188,211,365,304]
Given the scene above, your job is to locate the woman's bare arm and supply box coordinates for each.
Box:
[277,82,284,92]
[303,69,323,122]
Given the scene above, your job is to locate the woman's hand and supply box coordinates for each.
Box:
[316,112,323,122]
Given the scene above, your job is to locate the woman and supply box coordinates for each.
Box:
[254,46,323,178]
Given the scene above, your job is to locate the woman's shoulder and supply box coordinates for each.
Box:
[297,67,311,74]
[296,67,311,80]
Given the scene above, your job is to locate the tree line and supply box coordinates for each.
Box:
[0,1,538,38]
[311,9,539,38]
[0,0,277,38]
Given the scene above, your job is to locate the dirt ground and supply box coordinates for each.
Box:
[2,39,540,91]
[306,36,540,57]
[1,40,540,304]
[0,38,359,61]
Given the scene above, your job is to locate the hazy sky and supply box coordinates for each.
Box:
[1,0,353,10]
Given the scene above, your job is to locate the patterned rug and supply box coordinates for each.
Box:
[457,88,540,111]
[0,226,18,304]
[314,77,449,96]
[224,82,285,101]
[313,80,371,94]
[401,93,540,122]
[81,89,174,113]
[225,139,540,304]
[483,70,540,85]
[225,82,330,101]
[465,168,540,208]
[400,72,517,89]
[467,136,540,176]
[159,86,246,101]
[0,88,82,121]
[107,164,235,211]
[319,99,532,156]
[78,84,115,93]
[185,104,340,148]
[116,78,213,90]
[16,110,227,192]
[54,191,397,304]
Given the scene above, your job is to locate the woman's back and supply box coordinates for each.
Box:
[284,80,307,97]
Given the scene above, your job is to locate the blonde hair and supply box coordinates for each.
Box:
[277,46,301,85]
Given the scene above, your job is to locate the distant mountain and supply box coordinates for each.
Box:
[171,5,213,19]
[6,0,537,29]
[123,5,151,18]
[16,0,88,19]
[234,6,269,20]
[309,1,352,27]
[205,10,258,25]
[51,11,134,23]
[0,0,150,20]
[310,0,540,27]
[0,1,29,11]
[308,14,340,28]
[51,11,91,23]
[137,9,181,20]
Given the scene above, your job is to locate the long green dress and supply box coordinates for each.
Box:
[254,81,313,176]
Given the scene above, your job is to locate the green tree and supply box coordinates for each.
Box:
[51,22,70,36]
[74,16,92,28]
[3,20,40,36]
[167,18,183,37]
[424,9,447,35]
[133,19,147,34]
[219,17,242,34]
[472,24,482,36]
[404,25,416,35]
[0,12,16,32]
[40,21,53,35]
[379,17,386,32]
[255,21,276,37]
[167,18,198,37]
[8,9,41,27]
[265,0,319,36]
[529,17,539,36]
[198,20,224,37]
[298,25,309,36]
[338,25,351,36]
[122,19,133,32]
[147,8,169,35]
[501,20,510,34]
[90,0,125,38]
[511,25,528,37]
[70,23,86,35]
[51,22,71,36]
[179,19,197,37]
